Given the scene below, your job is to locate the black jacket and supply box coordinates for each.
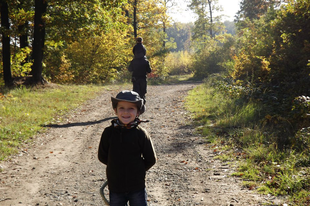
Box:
[98,123,156,193]
[128,57,152,79]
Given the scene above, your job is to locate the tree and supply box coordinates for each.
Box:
[269,0,310,96]
[189,0,223,40]
[1,0,13,86]
[16,0,127,85]
[159,0,175,47]
[0,0,175,85]
[236,0,267,21]
[133,0,137,37]
[30,0,47,84]
[207,0,213,37]
[224,21,236,35]
[17,1,30,49]
[166,22,193,52]
[40,0,130,83]
[235,0,282,23]
[232,0,310,148]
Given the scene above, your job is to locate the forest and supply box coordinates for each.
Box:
[0,0,310,204]
[0,0,180,85]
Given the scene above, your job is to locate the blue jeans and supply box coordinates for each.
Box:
[109,188,148,206]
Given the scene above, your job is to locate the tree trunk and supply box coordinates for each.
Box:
[19,21,30,68]
[163,21,166,47]
[19,22,29,49]
[31,0,47,84]
[133,0,137,38]
[1,0,13,86]
[18,1,29,49]
[207,0,213,38]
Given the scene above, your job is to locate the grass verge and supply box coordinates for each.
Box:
[185,76,310,205]
[0,84,104,161]
[148,74,196,85]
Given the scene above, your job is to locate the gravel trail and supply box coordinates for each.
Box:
[0,83,286,206]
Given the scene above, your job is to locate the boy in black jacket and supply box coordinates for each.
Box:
[98,90,156,206]
[129,37,152,102]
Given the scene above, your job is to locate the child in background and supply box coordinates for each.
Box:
[128,37,152,103]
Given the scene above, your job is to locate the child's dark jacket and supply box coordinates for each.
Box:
[133,43,146,59]
[98,121,156,193]
[128,56,151,79]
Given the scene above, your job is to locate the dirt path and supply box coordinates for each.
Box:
[0,83,287,206]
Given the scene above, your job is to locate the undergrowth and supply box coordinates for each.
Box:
[185,75,310,205]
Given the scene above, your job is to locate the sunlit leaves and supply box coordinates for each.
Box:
[11,47,32,77]
[63,30,131,84]
[1,0,177,85]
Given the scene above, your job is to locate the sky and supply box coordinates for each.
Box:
[168,0,242,23]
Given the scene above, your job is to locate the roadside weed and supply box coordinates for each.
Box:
[185,76,310,205]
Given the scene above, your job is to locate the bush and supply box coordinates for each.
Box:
[165,51,193,75]
[191,34,236,79]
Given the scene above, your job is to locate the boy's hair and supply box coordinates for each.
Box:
[136,37,143,43]
[111,90,145,114]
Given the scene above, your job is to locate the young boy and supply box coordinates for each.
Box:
[98,90,156,206]
[129,37,151,103]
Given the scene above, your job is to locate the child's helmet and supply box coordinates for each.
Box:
[111,90,145,114]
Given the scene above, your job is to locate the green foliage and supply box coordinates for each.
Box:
[46,0,128,43]
[290,189,310,205]
[165,51,193,75]
[269,0,310,96]
[2,0,187,86]
[191,34,236,79]
[11,47,32,77]
[188,0,231,80]
[166,22,194,52]
[41,0,132,84]
[294,127,310,153]
[232,17,274,83]
[189,0,224,39]
[235,0,269,22]
[63,31,131,84]
[143,30,172,79]
[8,0,34,34]
[186,74,310,205]
[223,21,236,35]
[231,0,310,151]
[4,0,173,85]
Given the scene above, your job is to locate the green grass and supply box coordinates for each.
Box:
[185,76,310,205]
[0,84,104,160]
[148,74,196,85]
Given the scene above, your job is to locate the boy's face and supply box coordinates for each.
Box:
[114,101,139,125]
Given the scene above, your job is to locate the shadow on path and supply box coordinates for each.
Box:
[43,117,116,128]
